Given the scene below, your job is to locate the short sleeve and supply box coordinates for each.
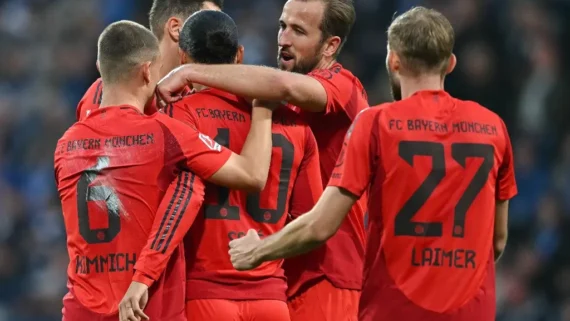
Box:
[309,66,368,120]
[496,121,517,200]
[289,126,323,218]
[328,109,377,197]
[157,114,232,179]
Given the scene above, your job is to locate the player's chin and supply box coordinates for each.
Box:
[278,58,295,71]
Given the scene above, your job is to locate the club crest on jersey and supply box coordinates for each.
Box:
[199,133,222,151]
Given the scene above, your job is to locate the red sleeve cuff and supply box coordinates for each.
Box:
[327,182,363,199]
[132,271,155,287]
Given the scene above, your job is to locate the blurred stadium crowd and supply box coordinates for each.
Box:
[0,0,569,320]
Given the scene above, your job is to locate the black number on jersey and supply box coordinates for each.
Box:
[395,141,494,238]
[204,128,294,223]
[246,134,294,223]
[204,128,241,220]
[76,156,121,244]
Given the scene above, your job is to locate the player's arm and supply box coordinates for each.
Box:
[494,120,517,262]
[165,100,275,192]
[157,64,328,112]
[132,172,206,287]
[289,126,323,219]
[229,109,377,270]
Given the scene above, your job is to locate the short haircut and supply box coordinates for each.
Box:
[149,0,225,39]
[388,7,455,75]
[97,20,159,84]
[314,0,356,57]
[179,10,238,64]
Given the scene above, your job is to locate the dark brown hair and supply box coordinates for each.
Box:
[388,6,455,75]
[97,21,159,84]
[149,0,225,39]
[318,0,355,56]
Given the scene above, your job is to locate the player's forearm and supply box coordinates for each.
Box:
[255,210,327,263]
[179,64,324,110]
[238,106,274,190]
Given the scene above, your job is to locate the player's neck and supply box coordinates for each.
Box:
[99,85,147,113]
[314,57,337,71]
[159,40,180,78]
[399,74,444,100]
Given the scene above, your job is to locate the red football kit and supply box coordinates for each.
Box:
[329,90,518,321]
[76,78,159,121]
[168,88,323,321]
[55,105,232,321]
[284,63,369,321]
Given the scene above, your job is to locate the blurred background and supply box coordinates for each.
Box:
[0,0,569,320]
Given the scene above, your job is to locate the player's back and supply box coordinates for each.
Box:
[76,78,159,121]
[55,106,188,317]
[360,90,515,320]
[171,88,321,301]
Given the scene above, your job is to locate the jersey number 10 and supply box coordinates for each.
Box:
[204,128,294,224]
[395,141,494,238]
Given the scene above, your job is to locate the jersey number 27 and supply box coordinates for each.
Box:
[395,141,494,238]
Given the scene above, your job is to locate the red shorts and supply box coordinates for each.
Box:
[62,290,185,321]
[186,299,290,321]
[287,278,360,321]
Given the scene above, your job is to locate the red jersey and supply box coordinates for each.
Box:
[169,88,323,301]
[55,105,232,317]
[285,63,369,296]
[76,78,159,121]
[329,90,518,321]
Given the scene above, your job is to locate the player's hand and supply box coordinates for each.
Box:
[252,99,282,111]
[119,281,150,321]
[156,66,192,105]
[229,229,263,271]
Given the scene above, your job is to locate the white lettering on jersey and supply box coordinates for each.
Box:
[199,133,222,152]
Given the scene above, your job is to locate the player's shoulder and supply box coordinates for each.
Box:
[311,63,363,86]
[454,97,506,124]
[80,78,103,103]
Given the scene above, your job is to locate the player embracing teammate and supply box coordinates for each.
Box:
[54,2,516,321]
[158,0,369,320]
[229,6,516,321]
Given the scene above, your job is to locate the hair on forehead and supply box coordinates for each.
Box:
[388,6,455,75]
[98,20,160,84]
[149,0,225,39]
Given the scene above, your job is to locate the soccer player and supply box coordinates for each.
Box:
[144,10,321,321]
[228,6,517,321]
[55,20,275,321]
[76,0,224,121]
[156,1,368,319]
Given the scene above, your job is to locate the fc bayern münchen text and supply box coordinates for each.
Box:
[388,119,498,136]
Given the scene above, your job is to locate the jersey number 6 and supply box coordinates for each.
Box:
[76,156,121,244]
[204,128,294,224]
[395,141,494,238]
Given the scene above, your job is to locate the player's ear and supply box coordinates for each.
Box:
[166,17,183,42]
[96,60,100,74]
[445,54,457,75]
[141,61,152,85]
[235,45,245,64]
[387,50,401,73]
[321,36,341,58]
